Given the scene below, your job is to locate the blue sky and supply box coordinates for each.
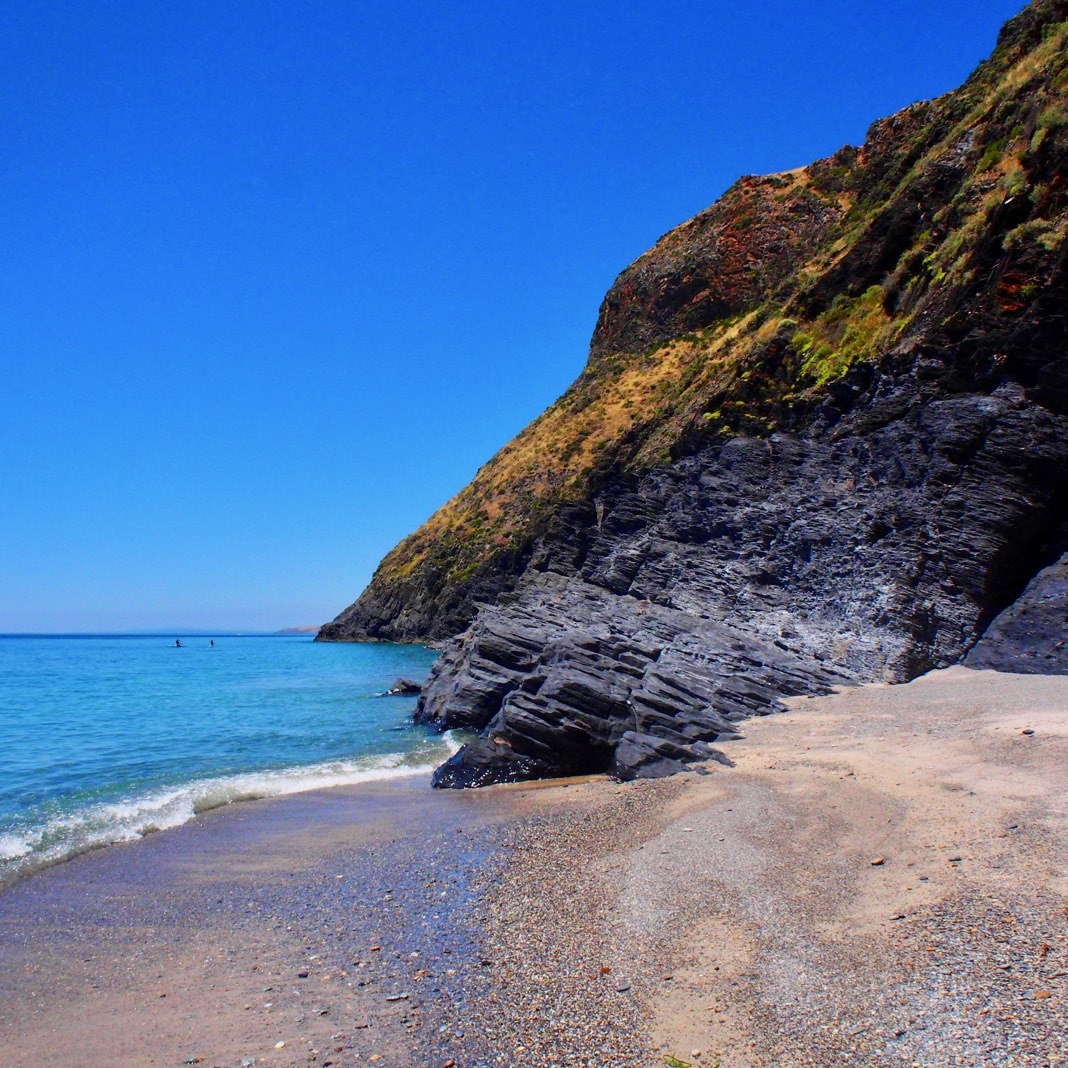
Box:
[1,0,1024,632]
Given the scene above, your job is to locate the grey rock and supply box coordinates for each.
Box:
[418,377,1068,787]
[967,535,1068,674]
[382,677,423,696]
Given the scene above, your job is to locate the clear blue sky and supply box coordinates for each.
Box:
[1,0,1024,632]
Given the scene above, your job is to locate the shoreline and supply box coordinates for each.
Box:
[0,775,521,1067]
[0,632,445,893]
[0,753,459,894]
[1,666,1066,1066]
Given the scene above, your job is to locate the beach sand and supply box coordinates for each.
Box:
[1,666,1066,1067]
[0,780,521,1067]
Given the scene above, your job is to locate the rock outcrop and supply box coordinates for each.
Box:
[968,523,1068,673]
[322,1,1068,787]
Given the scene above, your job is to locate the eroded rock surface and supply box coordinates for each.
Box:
[418,382,1068,783]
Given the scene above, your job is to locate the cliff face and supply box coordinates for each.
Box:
[322,1,1068,786]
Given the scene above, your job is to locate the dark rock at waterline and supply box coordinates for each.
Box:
[382,678,423,696]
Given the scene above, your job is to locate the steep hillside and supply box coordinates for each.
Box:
[321,1,1068,787]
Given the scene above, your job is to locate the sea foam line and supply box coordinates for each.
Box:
[0,733,463,882]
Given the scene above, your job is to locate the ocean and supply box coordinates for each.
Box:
[0,634,449,885]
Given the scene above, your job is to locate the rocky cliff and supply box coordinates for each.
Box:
[321,1,1068,787]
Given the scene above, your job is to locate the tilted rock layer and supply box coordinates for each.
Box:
[321,1,1068,786]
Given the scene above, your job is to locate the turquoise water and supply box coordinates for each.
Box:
[0,635,447,884]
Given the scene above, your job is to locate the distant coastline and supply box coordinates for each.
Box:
[0,630,286,639]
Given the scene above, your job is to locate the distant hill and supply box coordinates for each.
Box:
[276,626,321,635]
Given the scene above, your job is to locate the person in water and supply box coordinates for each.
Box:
[210,639,214,648]
[175,639,181,648]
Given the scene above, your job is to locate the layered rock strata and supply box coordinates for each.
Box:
[420,383,1068,785]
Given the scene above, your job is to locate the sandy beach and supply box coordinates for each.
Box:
[1,666,1066,1067]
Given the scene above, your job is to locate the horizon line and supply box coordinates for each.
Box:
[0,628,321,638]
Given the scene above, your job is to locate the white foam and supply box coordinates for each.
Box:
[0,833,32,862]
[0,734,463,884]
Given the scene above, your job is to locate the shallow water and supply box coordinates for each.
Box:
[0,634,447,882]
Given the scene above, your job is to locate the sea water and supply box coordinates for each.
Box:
[0,634,449,885]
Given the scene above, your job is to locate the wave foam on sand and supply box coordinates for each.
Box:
[0,732,462,884]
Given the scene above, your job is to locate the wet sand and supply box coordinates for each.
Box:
[2,667,1067,1067]
[0,779,519,1067]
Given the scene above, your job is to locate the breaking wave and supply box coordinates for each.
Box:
[0,733,462,887]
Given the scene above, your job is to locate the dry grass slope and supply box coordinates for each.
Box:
[353,2,1067,633]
